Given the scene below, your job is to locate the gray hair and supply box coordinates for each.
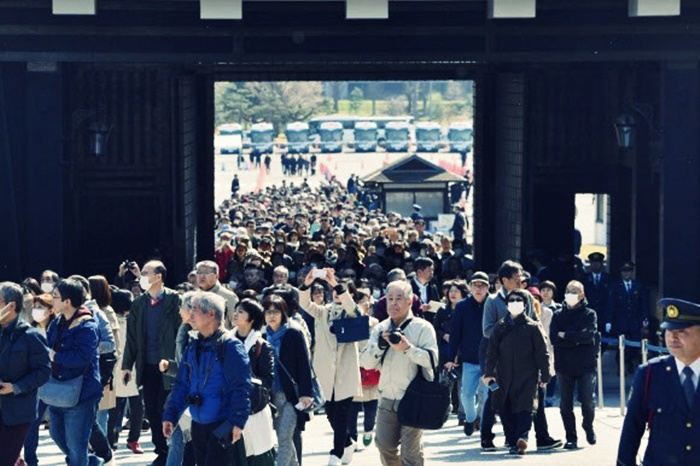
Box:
[386,280,412,300]
[195,260,219,275]
[273,266,289,278]
[387,268,407,283]
[181,291,196,311]
[192,291,226,322]
[0,281,24,313]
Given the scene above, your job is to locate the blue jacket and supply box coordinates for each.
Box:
[164,330,252,429]
[0,318,51,425]
[618,356,700,466]
[448,295,484,364]
[46,308,102,404]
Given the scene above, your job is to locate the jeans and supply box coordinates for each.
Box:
[143,363,170,456]
[273,391,299,466]
[190,421,230,466]
[558,371,596,442]
[347,399,378,441]
[49,397,103,466]
[325,396,353,457]
[23,400,49,465]
[375,398,424,466]
[460,362,485,424]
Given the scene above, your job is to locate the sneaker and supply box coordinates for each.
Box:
[563,441,578,450]
[516,438,528,455]
[327,455,342,466]
[480,439,497,452]
[585,428,597,445]
[362,431,373,447]
[458,419,466,426]
[341,440,356,464]
[537,437,563,451]
[507,446,519,455]
[463,422,475,437]
[127,441,144,454]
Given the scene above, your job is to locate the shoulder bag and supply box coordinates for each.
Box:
[330,310,370,343]
[277,358,325,413]
[397,349,450,430]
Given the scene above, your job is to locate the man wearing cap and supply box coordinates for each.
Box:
[581,252,612,341]
[617,298,700,465]
[446,272,489,437]
[607,262,650,374]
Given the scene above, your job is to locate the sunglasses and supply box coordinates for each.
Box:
[508,298,525,303]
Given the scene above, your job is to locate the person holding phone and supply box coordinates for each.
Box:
[482,289,551,456]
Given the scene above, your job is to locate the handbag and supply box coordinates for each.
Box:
[397,350,450,430]
[360,368,381,387]
[38,374,84,408]
[277,359,325,413]
[250,377,271,414]
[330,314,370,343]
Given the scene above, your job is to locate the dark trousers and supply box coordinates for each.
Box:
[293,427,303,465]
[347,399,378,441]
[0,413,30,466]
[190,421,230,466]
[109,394,144,445]
[23,400,48,465]
[325,396,353,458]
[480,389,497,442]
[558,372,596,442]
[499,398,533,448]
[89,417,112,462]
[142,363,170,456]
[533,385,551,442]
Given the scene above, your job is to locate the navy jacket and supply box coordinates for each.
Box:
[618,356,700,466]
[0,318,51,425]
[550,302,598,377]
[448,295,484,365]
[164,330,252,429]
[46,308,102,404]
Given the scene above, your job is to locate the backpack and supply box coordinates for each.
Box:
[217,336,270,414]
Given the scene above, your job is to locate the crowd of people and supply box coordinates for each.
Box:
[0,179,684,466]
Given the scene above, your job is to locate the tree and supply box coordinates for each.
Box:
[349,86,364,113]
[385,96,409,115]
[403,81,420,115]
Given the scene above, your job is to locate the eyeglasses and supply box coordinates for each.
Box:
[196,270,216,276]
[508,298,525,303]
[265,309,282,317]
[51,293,62,300]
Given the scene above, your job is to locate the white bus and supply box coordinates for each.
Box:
[216,123,243,155]
[384,121,411,152]
[318,121,344,153]
[250,122,275,156]
[354,121,378,152]
[415,121,442,152]
[286,122,311,154]
[447,122,473,153]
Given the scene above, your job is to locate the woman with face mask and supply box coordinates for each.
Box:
[482,289,551,456]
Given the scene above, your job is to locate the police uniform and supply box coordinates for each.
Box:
[582,252,613,335]
[617,298,700,466]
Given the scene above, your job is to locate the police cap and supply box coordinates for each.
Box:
[660,298,700,330]
[588,252,605,262]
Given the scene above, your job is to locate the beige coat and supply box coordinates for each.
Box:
[99,305,120,410]
[208,282,239,328]
[355,316,380,402]
[299,288,363,402]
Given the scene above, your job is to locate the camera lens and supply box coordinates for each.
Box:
[388,332,402,345]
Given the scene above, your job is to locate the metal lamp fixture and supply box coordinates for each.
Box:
[88,121,112,157]
[614,113,636,149]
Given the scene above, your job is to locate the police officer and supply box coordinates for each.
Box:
[617,298,700,466]
[581,252,612,338]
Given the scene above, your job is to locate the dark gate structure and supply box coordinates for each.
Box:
[0,0,698,302]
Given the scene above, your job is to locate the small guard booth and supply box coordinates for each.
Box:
[361,154,466,222]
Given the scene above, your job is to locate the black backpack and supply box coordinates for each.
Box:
[216,335,270,414]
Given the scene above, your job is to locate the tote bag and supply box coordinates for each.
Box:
[397,351,450,430]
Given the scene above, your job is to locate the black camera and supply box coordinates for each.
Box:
[440,367,461,386]
[122,260,136,270]
[186,394,203,407]
[378,329,404,350]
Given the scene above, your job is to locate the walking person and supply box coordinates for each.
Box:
[550,280,599,450]
[482,289,551,456]
[0,282,51,466]
[299,269,362,465]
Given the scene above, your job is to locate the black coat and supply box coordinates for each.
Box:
[249,338,274,391]
[550,302,598,377]
[581,272,612,332]
[485,314,550,413]
[608,280,649,339]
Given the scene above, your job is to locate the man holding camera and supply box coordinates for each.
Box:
[360,281,438,466]
[162,292,252,465]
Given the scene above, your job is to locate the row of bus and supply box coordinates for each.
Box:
[215,115,473,155]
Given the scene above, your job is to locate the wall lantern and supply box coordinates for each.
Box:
[88,122,112,157]
[614,113,636,149]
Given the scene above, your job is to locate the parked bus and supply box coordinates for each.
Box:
[309,114,414,149]
[354,121,378,152]
[250,122,274,156]
[415,121,442,152]
[318,121,344,153]
[384,121,411,152]
[286,121,311,154]
[447,122,473,153]
[216,123,243,155]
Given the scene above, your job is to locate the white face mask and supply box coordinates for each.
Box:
[507,301,525,317]
[32,307,48,322]
[41,282,54,293]
[139,276,151,291]
[372,288,381,299]
[564,293,580,307]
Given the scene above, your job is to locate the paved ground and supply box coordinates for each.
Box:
[32,352,647,465]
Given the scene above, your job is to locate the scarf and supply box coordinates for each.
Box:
[234,328,261,354]
[266,323,289,393]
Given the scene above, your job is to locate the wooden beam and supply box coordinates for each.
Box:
[200,0,242,19]
[629,0,680,17]
[52,0,95,15]
[488,0,535,19]
[346,0,388,19]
